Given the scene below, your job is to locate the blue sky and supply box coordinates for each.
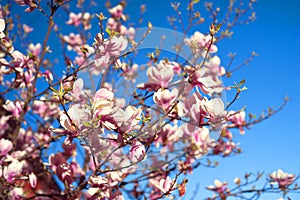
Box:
[8,0,300,199]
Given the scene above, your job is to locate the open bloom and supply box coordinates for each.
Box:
[149,176,175,194]
[184,31,218,54]
[66,12,82,26]
[207,179,228,193]
[108,4,126,20]
[60,104,88,136]
[153,88,178,111]
[93,88,114,117]
[269,169,295,189]
[147,66,174,88]
[94,36,128,68]
[228,110,246,134]
[113,106,142,133]
[202,98,226,124]
[3,160,23,183]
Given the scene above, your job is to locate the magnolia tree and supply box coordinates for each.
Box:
[0,0,298,199]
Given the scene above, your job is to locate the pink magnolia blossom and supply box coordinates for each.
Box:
[107,17,118,30]
[184,31,218,54]
[157,60,181,74]
[106,171,123,186]
[207,179,228,193]
[147,65,174,88]
[60,104,88,136]
[3,100,23,118]
[94,36,128,68]
[89,129,110,154]
[0,18,5,38]
[108,4,126,20]
[129,140,146,162]
[63,33,83,51]
[186,66,223,95]
[149,176,175,194]
[28,43,41,57]
[228,110,246,134]
[202,98,226,124]
[269,169,295,189]
[0,138,13,156]
[32,97,60,120]
[29,172,37,188]
[3,160,23,183]
[43,69,53,82]
[205,55,226,77]
[113,106,142,133]
[11,50,26,69]
[138,64,174,91]
[93,88,114,117]
[153,88,178,111]
[66,12,82,26]
[154,124,179,148]
[14,0,37,12]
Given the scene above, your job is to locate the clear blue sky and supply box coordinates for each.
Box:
[10,0,300,199]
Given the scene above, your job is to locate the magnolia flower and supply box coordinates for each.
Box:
[93,88,114,117]
[153,88,178,111]
[149,176,175,193]
[0,18,5,38]
[3,100,23,118]
[94,36,128,68]
[63,33,82,51]
[66,12,82,26]
[147,66,174,88]
[43,69,53,82]
[205,55,226,77]
[107,17,118,30]
[3,160,23,183]
[129,140,146,162]
[228,110,246,134]
[0,138,13,156]
[60,104,88,136]
[113,106,142,133]
[203,98,226,123]
[28,43,41,57]
[184,31,218,54]
[108,4,126,20]
[207,179,228,193]
[269,169,295,189]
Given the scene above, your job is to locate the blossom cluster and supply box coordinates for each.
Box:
[0,1,296,199]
